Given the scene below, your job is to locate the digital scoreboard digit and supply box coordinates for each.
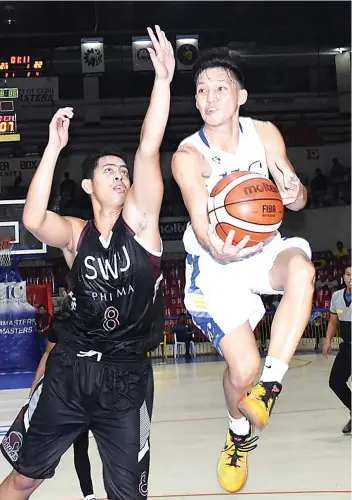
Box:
[0,88,18,98]
[0,87,20,142]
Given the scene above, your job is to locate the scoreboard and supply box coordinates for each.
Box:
[0,87,20,142]
[0,56,45,79]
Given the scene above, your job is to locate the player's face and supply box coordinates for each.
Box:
[90,156,131,207]
[343,267,351,290]
[195,67,247,126]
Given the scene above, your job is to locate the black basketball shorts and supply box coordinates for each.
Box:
[0,343,154,500]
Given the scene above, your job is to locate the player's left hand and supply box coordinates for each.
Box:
[147,25,175,83]
[272,158,304,206]
[207,225,264,263]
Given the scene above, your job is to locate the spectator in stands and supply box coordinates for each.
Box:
[326,273,339,291]
[330,157,345,178]
[329,157,345,204]
[315,273,339,304]
[317,273,339,292]
[8,175,27,199]
[310,168,327,208]
[171,313,194,359]
[60,171,76,198]
[332,241,349,259]
[35,304,51,355]
[315,271,327,290]
[309,304,323,352]
[323,265,351,434]
[313,255,327,270]
[59,190,79,216]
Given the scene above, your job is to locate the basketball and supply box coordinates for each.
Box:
[208,171,284,247]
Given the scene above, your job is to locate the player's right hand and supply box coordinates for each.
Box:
[147,25,175,83]
[207,225,264,263]
[47,107,74,152]
[322,339,332,358]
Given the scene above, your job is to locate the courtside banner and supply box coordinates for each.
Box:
[0,281,40,372]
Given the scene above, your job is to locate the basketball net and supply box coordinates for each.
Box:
[0,237,12,269]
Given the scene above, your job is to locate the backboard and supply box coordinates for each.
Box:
[0,199,47,255]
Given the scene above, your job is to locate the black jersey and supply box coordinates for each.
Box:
[63,217,163,360]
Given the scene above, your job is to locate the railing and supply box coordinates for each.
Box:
[149,308,340,363]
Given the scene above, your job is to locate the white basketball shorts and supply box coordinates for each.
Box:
[184,234,311,354]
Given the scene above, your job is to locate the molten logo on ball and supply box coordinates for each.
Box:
[244,183,279,196]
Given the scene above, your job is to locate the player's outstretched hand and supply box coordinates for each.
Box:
[207,225,264,263]
[147,25,175,83]
[273,158,304,206]
[48,107,74,152]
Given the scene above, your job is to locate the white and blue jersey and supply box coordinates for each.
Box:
[179,117,269,257]
[177,118,311,354]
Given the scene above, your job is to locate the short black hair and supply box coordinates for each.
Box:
[81,147,129,180]
[193,47,244,89]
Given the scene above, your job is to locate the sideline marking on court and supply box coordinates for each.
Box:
[86,490,351,499]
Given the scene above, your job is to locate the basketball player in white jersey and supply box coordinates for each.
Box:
[172,48,315,493]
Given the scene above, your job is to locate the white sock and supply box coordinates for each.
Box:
[84,495,96,500]
[260,356,288,383]
[228,412,250,436]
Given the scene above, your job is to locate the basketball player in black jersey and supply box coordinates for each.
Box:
[0,26,175,500]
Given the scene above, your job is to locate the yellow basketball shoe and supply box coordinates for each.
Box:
[238,381,282,431]
[217,426,258,493]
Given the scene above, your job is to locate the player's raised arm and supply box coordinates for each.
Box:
[22,107,80,250]
[124,26,175,221]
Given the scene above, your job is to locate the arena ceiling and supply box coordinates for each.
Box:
[0,1,350,51]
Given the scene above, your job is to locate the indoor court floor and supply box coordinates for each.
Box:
[0,354,350,499]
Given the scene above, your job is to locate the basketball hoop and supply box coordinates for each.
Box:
[0,237,12,268]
